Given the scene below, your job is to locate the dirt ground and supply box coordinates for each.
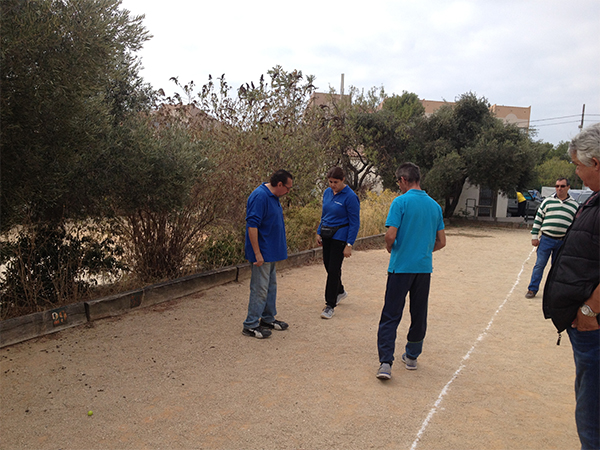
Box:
[0,225,581,450]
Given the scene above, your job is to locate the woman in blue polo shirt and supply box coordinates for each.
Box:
[317,167,360,319]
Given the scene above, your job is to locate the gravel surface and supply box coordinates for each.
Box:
[0,226,580,449]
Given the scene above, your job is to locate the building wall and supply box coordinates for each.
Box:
[489,104,531,130]
[421,100,531,126]
[455,180,509,218]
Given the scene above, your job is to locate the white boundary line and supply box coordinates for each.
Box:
[409,247,537,450]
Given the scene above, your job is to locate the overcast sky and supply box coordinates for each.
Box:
[120,0,599,146]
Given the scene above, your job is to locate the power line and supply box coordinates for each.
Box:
[530,120,600,128]
[529,114,600,123]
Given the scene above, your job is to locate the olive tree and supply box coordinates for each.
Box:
[0,0,154,316]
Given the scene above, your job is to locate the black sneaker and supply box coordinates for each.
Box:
[242,326,272,339]
[259,319,289,331]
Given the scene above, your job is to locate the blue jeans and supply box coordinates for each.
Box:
[528,235,563,293]
[378,273,431,364]
[243,262,277,329]
[567,327,600,450]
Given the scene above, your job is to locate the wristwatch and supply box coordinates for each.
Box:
[346,243,352,247]
[580,304,599,317]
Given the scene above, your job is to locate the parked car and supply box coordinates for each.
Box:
[569,189,593,205]
[506,190,542,218]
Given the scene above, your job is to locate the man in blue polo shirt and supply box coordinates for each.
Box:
[376,163,446,379]
[242,170,294,339]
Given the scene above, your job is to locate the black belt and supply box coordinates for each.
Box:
[542,232,564,240]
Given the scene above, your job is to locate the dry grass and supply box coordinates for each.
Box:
[358,189,398,237]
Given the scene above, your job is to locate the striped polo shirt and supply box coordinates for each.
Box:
[531,194,579,239]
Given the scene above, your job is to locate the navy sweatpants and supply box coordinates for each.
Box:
[377,273,431,365]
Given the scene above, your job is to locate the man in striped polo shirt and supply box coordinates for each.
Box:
[525,178,579,298]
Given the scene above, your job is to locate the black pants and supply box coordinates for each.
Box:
[322,238,346,308]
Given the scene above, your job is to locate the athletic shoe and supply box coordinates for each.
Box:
[242,326,272,339]
[336,291,348,305]
[259,319,289,331]
[525,290,536,299]
[321,306,335,319]
[402,353,417,370]
[376,363,392,380]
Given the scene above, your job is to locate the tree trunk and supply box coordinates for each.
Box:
[443,179,466,218]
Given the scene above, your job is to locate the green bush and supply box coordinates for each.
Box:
[0,224,126,320]
[196,227,246,271]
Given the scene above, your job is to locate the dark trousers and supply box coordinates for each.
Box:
[322,238,346,308]
[378,273,431,365]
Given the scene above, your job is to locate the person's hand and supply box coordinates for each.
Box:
[253,253,264,267]
[531,238,540,247]
[574,309,600,331]
[316,235,323,247]
[343,245,352,258]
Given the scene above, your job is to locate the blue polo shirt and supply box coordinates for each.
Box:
[317,185,361,245]
[386,189,444,273]
[245,183,288,263]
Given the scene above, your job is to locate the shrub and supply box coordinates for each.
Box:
[284,202,322,253]
[196,226,246,271]
[358,190,398,237]
[0,224,126,320]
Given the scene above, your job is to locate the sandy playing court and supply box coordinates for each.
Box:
[0,225,581,449]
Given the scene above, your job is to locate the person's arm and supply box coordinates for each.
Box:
[433,229,446,252]
[575,284,600,331]
[385,226,397,254]
[531,200,546,246]
[248,227,264,266]
[344,193,361,258]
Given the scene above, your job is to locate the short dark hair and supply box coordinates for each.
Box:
[270,170,293,187]
[396,162,421,184]
[556,177,570,186]
[326,167,345,180]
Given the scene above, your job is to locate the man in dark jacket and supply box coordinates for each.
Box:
[543,123,600,450]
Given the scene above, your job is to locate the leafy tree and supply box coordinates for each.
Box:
[103,113,222,281]
[1,0,151,230]
[419,92,529,217]
[542,141,571,162]
[535,157,581,189]
[462,122,538,215]
[0,0,158,313]
[190,67,328,211]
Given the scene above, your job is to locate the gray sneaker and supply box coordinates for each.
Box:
[336,291,348,305]
[321,306,335,319]
[376,363,392,380]
[402,353,417,370]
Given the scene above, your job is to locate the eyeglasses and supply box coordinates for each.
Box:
[555,184,567,188]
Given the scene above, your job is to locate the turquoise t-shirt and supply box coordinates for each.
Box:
[386,189,445,273]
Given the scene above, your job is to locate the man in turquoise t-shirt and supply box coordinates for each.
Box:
[376,163,446,380]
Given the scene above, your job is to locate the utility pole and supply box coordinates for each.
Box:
[340,73,345,97]
[579,104,585,129]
